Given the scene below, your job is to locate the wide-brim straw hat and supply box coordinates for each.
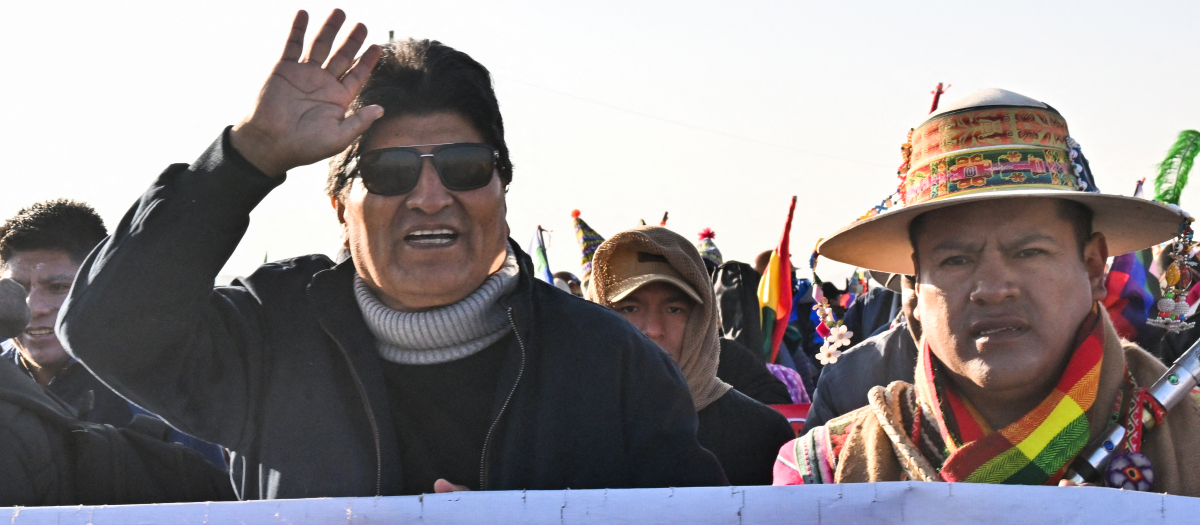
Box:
[819,88,1188,275]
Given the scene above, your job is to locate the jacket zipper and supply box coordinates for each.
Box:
[479,306,527,491]
[333,340,383,496]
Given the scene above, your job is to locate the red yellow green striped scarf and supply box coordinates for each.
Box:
[916,311,1104,485]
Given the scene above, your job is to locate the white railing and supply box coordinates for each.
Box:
[6,482,1199,524]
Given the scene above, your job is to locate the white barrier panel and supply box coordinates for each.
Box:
[6,482,1200,524]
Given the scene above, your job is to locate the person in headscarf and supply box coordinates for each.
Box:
[590,226,795,485]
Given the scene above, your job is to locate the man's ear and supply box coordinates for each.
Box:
[909,253,922,323]
[904,273,924,342]
[331,196,345,223]
[331,196,350,248]
[1084,231,1109,302]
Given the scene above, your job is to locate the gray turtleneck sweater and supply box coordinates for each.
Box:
[354,248,519,364]
[351,247,520,494]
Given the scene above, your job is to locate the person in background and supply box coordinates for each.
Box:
[712,260,764,359]
[1,201,111,397]
[590,226,794,485]
[552,271,582,297]
[694,228,722,276]
[841,276,900,348]
[0,274,233,506]
[802,275,919,432]
[59,11,724,499]
[752,249,773,275]
[0,200,225,468]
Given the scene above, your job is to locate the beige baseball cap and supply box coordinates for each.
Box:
[604,247,704,305]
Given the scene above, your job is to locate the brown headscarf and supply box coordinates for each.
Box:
[588,226,732,411]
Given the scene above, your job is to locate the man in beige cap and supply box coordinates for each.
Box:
[774,88,1200,495]
[590,226,795,485]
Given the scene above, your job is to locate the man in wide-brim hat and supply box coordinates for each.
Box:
[774,88,1200,495]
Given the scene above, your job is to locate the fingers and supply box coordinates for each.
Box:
[341,44,382,89]
[280,10,308,61]
[1057,480,1096,487]
[337,105,385,144]
[302,9,347,65]
[325,23,368,78]
[433,479,470,493]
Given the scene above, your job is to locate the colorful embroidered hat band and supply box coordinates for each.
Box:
[903,105,1077,206]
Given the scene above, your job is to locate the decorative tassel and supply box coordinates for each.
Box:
[1154,130,1200,206]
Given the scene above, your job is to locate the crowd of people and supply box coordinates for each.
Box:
[3,8,1200,508]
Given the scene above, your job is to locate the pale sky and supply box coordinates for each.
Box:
[2,0,1198,284]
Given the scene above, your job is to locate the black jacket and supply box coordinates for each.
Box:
[0,358,233,506]
[696,389,795,486]
[0,345,228,470]
[1,346,133,427]
[716,338,792,405]
[59,130,726,499]
[0,357,75,506]
[1157,324,1200,366]
[802,322,918,432]
[713,262,764,356]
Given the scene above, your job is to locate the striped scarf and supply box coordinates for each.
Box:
[917,311,1105,485]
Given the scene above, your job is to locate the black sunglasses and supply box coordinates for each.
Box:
[353,143,499,196]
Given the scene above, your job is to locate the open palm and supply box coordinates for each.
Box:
[231,10,384,177]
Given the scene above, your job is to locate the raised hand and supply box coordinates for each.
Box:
[231,10,385,177]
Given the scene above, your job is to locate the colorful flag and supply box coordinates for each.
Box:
[572,210,605,291]
[1103,247,1160,349]
[527,226,554,284]
[757,196,797,363]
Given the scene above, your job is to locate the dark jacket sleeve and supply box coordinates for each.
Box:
[58,129,284,450]
[716,338,792,405]
[713,262,764,356]
[801,368,842,432]
[617,327,728,487]
[1158,326,1200,365]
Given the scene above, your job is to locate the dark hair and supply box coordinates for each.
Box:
[908,198,1094,270]
[0,199,108,264]
[326,39,512,199]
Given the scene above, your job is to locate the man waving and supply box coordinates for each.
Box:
[59,10,724,499]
